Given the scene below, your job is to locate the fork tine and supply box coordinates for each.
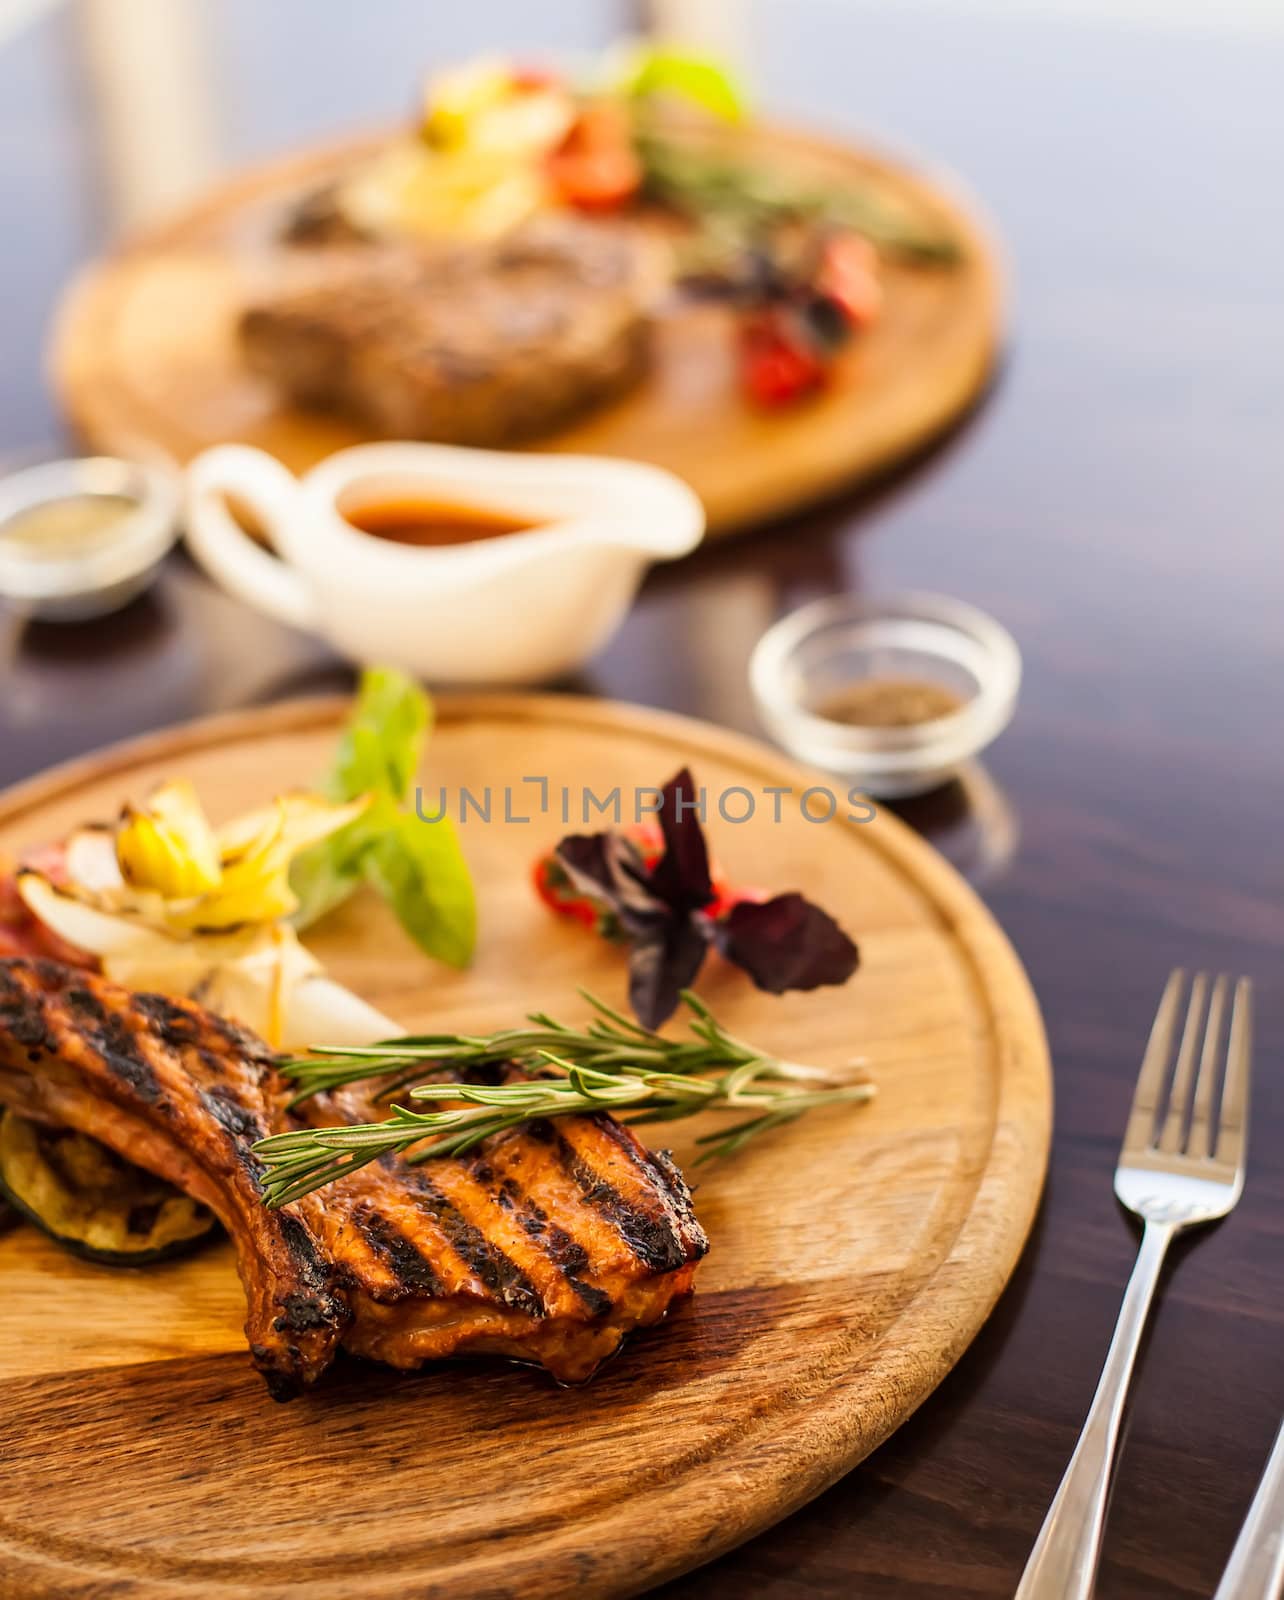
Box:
[1186,974,1228,1159]
[1159,972,1209,1155]
[1214,977,1253,1169]
[1122,969,1184,1155]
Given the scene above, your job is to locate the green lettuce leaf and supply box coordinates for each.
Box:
[289,811,373,931]
[362,801,476,970]
[619,45,748,123]
[326,665,430,802]
[289,667,476,967]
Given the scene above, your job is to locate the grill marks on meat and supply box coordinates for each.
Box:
[0,959,707,1395]
[290,1077,707,1380]
[0,959,344,1396]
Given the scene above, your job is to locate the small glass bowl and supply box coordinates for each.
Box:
[0,456,181,622]
[749,592,1022,797]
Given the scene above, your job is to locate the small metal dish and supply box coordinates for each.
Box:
[749,591,1022,797]
[0,457,180,621]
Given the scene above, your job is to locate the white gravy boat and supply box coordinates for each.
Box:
[184,442,705,683]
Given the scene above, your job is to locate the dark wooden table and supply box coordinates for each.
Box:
[4,3,1284,1595]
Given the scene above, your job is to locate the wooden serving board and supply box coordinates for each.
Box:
[50,125,1003,537]
[0,695,1049,1598]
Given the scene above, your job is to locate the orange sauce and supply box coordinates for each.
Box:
[341,497,539,548]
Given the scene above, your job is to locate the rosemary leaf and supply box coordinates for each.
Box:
[637,132,962,265]
[254,992,873,1207]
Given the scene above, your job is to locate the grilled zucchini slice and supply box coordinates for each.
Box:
[0,1110,218,1265]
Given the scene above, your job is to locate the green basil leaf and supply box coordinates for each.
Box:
[289,809,377,931]
[363,807,477,969]
[289,667,477,967]
[328,666,430,802]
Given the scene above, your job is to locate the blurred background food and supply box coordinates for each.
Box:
[43,19,999,537]
[239,216,660,447]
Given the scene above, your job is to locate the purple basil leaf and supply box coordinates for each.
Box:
[648,767,714,912]
[715,893,859,994]
[555,833,664,932]
[628,915,713,1029]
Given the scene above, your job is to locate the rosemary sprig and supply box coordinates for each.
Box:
[637,131,962,265]
[275,990,831,1103]
[254,993,872,1208]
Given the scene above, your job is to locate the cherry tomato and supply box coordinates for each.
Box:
[548,145,642,212]
[629,821,664,866]
[740,310,828,407]
[533,823,763,936]
[532,855,601,930]
[817,232,883,330]
[546,102,642,212]
[624,821,749,909]
[707,881,769,919]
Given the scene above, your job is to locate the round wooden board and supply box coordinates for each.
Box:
[0,695,1049,1598]
[50,126,1003,537]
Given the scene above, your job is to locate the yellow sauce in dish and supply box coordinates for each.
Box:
[0,494,139,560]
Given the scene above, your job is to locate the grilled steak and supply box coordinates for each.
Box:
[239,217,659,446]
[0,958,707,1395]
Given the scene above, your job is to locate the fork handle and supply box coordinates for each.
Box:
[1213,1420,1284,1600]
[1015,1218,1174,1600]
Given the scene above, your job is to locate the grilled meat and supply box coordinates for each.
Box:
[239,216,659,446]
[0,958,707,1395]
[0,957,342,1394]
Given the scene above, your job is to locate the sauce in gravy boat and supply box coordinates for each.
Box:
[184,442,705,683]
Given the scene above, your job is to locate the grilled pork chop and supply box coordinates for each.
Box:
[0,958,707,1396]
[239,216,658,446]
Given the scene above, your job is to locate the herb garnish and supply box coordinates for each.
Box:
[289,667,476,968]
[549,768,858,1028]
[253,991,872,1206]
[638,131,962,266]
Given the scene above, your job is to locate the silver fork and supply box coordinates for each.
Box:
[1213,1416,1284,1600]
[1015,969,1253,1600]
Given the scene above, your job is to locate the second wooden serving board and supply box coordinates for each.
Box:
[51,123,1002,538]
